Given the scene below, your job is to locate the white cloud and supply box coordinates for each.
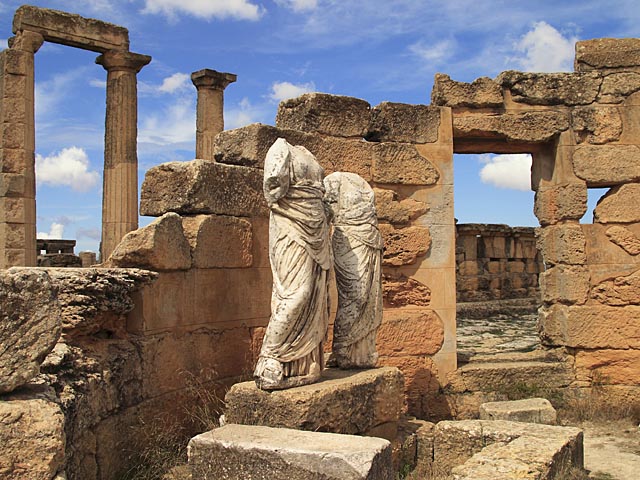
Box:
[38,222,65,240]
[408,38,456,64]
[479,154,532,191]
[0,38,8,50]
[225,97,272,129]
[158,72,191,93]
[275,0,318,12]
[76,227,101,240]
[142,0,264,21]
[89,78,107,89]
[269,81,316,102]
[36,147,100,192]
[513,21,578,72]
[139,95,195,146]
[35,68,90,119]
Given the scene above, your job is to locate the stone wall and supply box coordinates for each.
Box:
[433,37,640,398]
[456,223,542,303]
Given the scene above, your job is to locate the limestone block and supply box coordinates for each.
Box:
[225,367,404,434]
[140,159,267,217]
[182,214,252,268]
[573,145,640,187]
[0,268,60,394]
[605,225,640,255]
[377,355,436,417]
[0,122,28,150]
[0,173,29,197]
[382,273,431,307]
[497,71,601,106]
[453,110,569,143]
[377,310,444,357]
[213,123,284,167]
[13,5,129,53]
[1,48,31,75]
[431,74,503,108]
[371,143,440,185]
[598,72,640,103]
[0,148,29,174]
[575,349,640,385]
[572,106,623,144]
[594,184,640,223]
[534,182,587,226]
[575,38,640,72]
[433,420,484,473]
[188,424,393,480]
[479,398,557,425]
[276,93,371,137]
[536,224,587,265]
[106,212,191,271]
[591,268,640,306]
[0,395,66,480]
[367,102,440,143]
[378,223,431,266]
[373,188,428,225]
[539,265,590,305]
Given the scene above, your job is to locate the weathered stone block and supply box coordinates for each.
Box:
[106,212,191,271]
[536,224,587,265]
[367,102,440,143]
[539,265,590,305]
[377,310,443,357]
[276,93,371,137]
[0,48,30,76]
[140,159,268,217]
[572,106,623,144]
[188,424,393,480]
[534,182,587,226]
[0,122,27,150]
[431,74,503,108]
[575,38,640,72]
[0,148,29,174]
[13,5,130,53]
[382,273,431,307]
[371,143,440,185]
[373,188,428,225]
[598,72,640,103]
[377,355,435,418]
[594,183,640,223]
[225,367,404,435]
[0,395,66,480]
[182,214,252,268]
[212,123,283,168]
[605,225,640,255]
[573,145,640,187]
[378,223,431,266]
[591,268,640,306]
[575,349,640,385]
[479,398,557,425]
[497,71,601,106]
[0,173,29,197]
[0,268,60,394]
[453,110,569,143]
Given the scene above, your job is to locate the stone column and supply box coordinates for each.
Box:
[96,50,151,262]
[0,30,43,268]
[191,69,237,160]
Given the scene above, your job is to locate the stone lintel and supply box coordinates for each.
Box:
[12,5,130,53]
[224,367,404,436]
[191,69,237,90]
[188,424,393,480]
[96,50,152,73]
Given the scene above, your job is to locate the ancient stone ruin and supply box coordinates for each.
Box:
[1,4,639,480]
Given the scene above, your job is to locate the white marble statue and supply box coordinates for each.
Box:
[323,172,383,369]
[254,138,332,390]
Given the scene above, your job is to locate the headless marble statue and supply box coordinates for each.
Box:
[254,138,332,390]
[323,172,383,369]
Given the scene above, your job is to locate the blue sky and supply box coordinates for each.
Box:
[1,0,638,255]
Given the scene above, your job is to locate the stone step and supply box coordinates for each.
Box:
[479,398,557,425]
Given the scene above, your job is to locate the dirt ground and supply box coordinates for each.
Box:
[456,308,640,480]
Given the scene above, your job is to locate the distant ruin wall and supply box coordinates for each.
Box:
[456,223,543,303]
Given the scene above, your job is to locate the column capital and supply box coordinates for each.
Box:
[191,69,237,90]
[96,50,151,73]
[8,30,44,53]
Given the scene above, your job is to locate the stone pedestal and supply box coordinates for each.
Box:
[188,424,393,480]
[224,367,404,439]
[96,50,151,262]
[191,69,236,161]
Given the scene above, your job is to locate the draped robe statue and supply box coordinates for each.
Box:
[254,138,332,390]
[323,172,383,369]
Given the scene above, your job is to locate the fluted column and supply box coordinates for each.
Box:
[191,69,236,160]
[0,30,43,267]
[96,50,150,261]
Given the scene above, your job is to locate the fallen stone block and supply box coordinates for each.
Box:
[431,74,504,108]
[188,423,393,480]
[575,38,640,73]
[479,398,557,425]
[224,367,404,436]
